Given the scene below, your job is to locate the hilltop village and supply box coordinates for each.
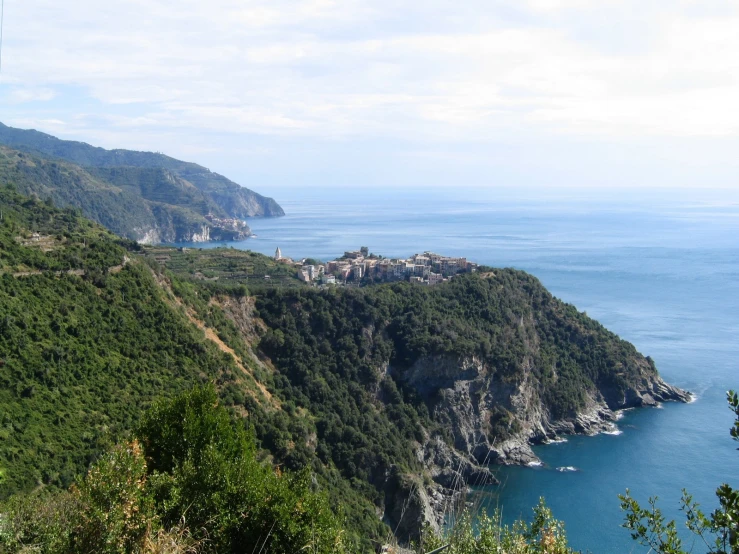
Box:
[274,246,480,286]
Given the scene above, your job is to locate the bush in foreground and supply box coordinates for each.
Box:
[620,391,739,554]
[419,499,574,554]
[0,385,344,554]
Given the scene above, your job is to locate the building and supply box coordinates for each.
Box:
[428,272,443,285]
[322,274,336,285]
[319,248,477,285]
[275,247,282,261]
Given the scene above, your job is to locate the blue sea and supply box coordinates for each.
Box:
[175,186,739,553]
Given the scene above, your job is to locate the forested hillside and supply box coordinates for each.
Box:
[0,187,269,498]
[0,122,284,218]
[0,188,687,550]
[0,188,381,549]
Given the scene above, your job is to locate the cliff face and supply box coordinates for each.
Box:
[133,214,253,244]
[379,353,689,542]
[401,354,688,467]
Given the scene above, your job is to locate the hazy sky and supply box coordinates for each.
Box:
[1,0,738,191]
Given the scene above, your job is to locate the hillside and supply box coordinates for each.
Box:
[0,188,275,496]
[0,189,688,549]
[0,122,284,242]
[139,244,303,285]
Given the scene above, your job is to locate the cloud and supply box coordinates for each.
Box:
[1,0,739,188]
[5,87,57,103]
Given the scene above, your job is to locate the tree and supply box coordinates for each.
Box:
[0,386,345,554]
[136,384,345,554]
[620,391,739,554]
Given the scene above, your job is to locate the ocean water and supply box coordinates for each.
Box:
[176,186,739,553]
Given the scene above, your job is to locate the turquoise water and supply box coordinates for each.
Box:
[176,186,739,553]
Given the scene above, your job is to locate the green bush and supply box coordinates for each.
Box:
[137,385,345,554]
[420,499,574,554]
[620,391,739,554]
[0,386,344,554]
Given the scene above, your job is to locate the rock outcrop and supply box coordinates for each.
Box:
[132,220,252,244]
[383,353,689,543]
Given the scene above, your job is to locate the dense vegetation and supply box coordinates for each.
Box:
[0,188,254,498]
[140,245,302,285]
[0,386,345,554]
[253,270,651,466]
[0,188,382,549]
[0,186,133,273]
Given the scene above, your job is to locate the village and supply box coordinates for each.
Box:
[204,213,251,235]
[274,246,479,286]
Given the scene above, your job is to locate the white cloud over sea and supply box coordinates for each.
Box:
[1,0,739,188]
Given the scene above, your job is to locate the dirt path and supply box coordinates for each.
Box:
[183,310,277,406]
[149,267,278,408]
[3,256,129,278]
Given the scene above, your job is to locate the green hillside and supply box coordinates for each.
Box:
[0,189,685,551]
[140,244,302,284]
[0,188,266,497]
[0,145,252,243]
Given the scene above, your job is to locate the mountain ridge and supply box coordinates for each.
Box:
[0,122,284,243]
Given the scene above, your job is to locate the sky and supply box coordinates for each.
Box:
[1,0,739,192]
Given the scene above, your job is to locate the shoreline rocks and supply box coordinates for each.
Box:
[383,354,690,545]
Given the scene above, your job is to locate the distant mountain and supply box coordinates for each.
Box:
[0,122,284,243]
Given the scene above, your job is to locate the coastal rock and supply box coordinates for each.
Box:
[382,468,440,544]
[133,223,251,245]
[602,373,692,408]
[401,354,689,467]
[386,353,690,542]
[417,437,499,489]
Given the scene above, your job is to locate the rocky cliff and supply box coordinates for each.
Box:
[379,353,689,541]
[402,354,689,466]
[133,222,251,244]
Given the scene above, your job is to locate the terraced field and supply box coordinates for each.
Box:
[140,246,303,287]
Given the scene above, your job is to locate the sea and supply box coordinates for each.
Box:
[173,186,739,554]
